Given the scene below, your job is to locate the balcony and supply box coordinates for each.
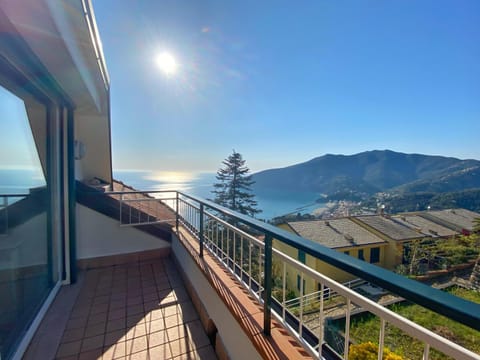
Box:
[25,258,215,360]
[23,187,480,359]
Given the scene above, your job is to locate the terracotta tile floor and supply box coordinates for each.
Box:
[55,259,216,360]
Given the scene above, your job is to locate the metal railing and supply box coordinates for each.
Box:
[106,189,480,359]
[0,194,29,236]
[116,192,175,226]
[285,279,366,309]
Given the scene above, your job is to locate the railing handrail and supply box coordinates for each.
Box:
[106,190,175,195]
[102,188,480,331]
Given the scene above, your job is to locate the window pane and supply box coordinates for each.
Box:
[358,249,365,261]
[370,247,380,263]
[298,249,306,263]
[0,86,53,359]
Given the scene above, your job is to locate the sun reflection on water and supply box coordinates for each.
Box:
[143,171,200,193]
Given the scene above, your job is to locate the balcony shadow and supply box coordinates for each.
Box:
[29,257,215,359]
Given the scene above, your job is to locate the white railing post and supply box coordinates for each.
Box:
[378,318,385,360]
[344,299,351,359]
[282,262,287,321]
[299,272,304,337]
[249,243,252,290]
[175,192,179,232]
[318,283,324,360]
[423,343,430,360]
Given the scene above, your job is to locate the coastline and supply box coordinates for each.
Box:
[312,200,359,219]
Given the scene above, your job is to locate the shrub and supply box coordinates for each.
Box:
[349,341,403,360]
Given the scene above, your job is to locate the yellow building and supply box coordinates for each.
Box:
[277,218,388,294]
[351,215,428,269]
[351,210,478,271]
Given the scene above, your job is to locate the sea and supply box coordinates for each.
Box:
[115,170,323,220]
[0,168,45,195]
[0,168,323,220]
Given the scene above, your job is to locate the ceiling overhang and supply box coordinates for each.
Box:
[1,0,109,116]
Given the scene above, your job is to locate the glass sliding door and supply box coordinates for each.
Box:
[0,85,56,360]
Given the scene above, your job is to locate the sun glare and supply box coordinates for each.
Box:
[156,52,178,76]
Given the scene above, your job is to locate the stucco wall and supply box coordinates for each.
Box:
[383,241,404,270]
[76,204,169,259]
[74,114,111,184]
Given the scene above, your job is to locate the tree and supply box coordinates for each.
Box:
[212,150,261,217]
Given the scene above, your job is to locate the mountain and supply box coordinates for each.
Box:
[361,189,480,213]
[394,165,480,193]
[252,150,480,196]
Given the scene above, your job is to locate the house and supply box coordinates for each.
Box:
[392,214,458,239]
[0,2,479,360]
[419,208,480,236]
[278,218,388,288]
[351,215,425,269]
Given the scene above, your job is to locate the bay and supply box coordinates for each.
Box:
[114,170,323,220]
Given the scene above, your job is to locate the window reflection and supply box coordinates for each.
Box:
[0,85,52,360]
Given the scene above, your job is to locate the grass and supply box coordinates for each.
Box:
[285,296,345,317]
[346,287,480,360]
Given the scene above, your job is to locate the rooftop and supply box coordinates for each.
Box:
[353,215,424,241]
[286,218,387,249]
[392,214,457,238]
[420,208,480,232]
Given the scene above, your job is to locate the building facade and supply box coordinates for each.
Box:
[0,2,110,358]
[278,218,388,291]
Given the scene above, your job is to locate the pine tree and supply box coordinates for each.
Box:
[212,150,261,217]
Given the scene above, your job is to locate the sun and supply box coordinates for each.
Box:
[156,51,178,76]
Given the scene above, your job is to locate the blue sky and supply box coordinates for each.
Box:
[93,0,480,173]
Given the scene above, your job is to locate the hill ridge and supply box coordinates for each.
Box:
[252,150,480,196]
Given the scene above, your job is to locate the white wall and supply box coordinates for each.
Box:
[74,114,112,184]
[172,234,261,360]
[76,204,170,259]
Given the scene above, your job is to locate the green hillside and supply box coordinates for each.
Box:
[252,150,480,196]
